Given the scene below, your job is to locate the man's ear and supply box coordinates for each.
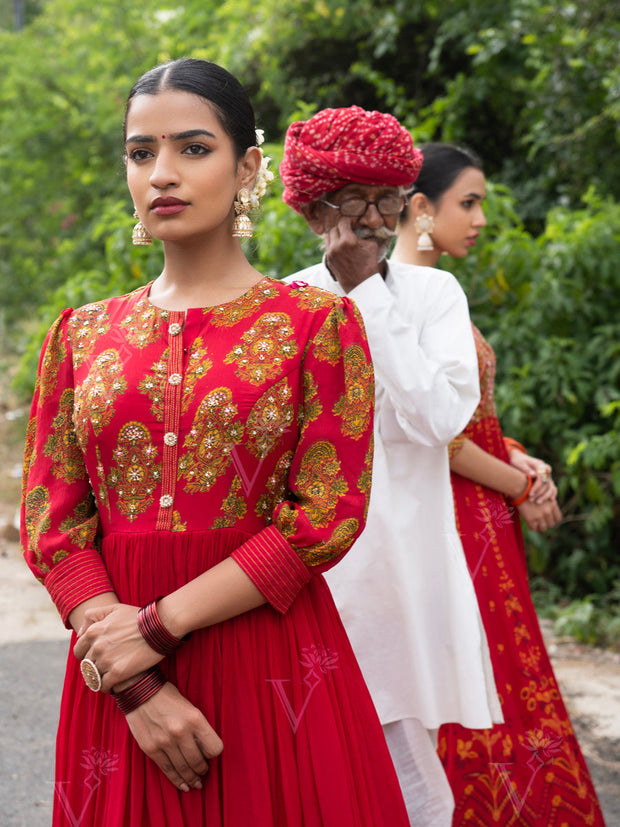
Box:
[300,201,326,236]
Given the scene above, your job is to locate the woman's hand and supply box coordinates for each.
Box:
[508,449,557,504]
[73,603,163,692]
[125,682,224,792]
[517,498,562,532]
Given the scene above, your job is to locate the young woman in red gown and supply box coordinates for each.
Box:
[392,142,606,826]
[20,58,409,826]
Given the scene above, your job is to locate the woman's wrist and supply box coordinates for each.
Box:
[137,599,188,656]
[508,474,535,506]
[112,666,167,715]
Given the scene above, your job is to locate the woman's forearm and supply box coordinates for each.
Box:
[157,557,267,640]
[449,438,529,500]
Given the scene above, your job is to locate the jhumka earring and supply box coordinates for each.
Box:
[132,210,152,246]
[232,188,253,238]
[414,213,435,252]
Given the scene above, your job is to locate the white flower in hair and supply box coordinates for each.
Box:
[248,129,274,208]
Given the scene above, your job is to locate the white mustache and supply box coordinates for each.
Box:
[354,226,396,241]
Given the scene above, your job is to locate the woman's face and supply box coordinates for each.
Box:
[125,89,254,243]
[429,166,487,258]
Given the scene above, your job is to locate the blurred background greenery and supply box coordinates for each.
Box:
[1,0,618,644]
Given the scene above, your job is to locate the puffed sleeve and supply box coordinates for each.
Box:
[348,269,479,446]
[20,310,115,626]
[231,296,374,613]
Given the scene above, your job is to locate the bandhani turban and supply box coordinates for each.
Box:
[280,105,423,214]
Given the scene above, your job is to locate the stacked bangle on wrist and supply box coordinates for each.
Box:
[504,436,526,455]
[137,599,187,656]
[508,474,535,506]
[113,666,166,715]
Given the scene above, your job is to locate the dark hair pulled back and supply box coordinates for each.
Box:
[402,143,483,219]
[123,58,257,157]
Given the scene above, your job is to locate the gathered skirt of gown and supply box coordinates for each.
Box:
[53,529,409,826]
[437,415,606,826]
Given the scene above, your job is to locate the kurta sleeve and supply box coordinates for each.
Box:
[231,296,374,613]
[20,309,115,626]
[347,270,480,447]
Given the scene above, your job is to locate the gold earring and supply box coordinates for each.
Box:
[232,188,253,238]
[414,213,434,252]
[132,210,152,246]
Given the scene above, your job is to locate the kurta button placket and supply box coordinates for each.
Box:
[156,312,185,531]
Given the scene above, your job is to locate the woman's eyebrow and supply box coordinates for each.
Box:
[125,128,216,146]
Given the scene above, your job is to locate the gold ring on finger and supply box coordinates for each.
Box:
[80,657,102,692]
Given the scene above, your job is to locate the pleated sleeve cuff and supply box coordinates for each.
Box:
[231,525,312,613]
[44,550,116,627]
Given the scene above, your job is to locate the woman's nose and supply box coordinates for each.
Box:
[149,148,180,188]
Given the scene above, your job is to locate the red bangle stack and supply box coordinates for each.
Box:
[508,474,534,506]
[113,666,166,715]
[504,436,527,455]
[137,599,186,656]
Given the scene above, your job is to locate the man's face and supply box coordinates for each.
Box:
[317,183,404,261]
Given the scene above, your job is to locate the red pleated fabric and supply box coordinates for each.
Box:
[438,415,606,826]
[53,529,408,826]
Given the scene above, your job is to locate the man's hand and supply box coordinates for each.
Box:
[324,216,390,292]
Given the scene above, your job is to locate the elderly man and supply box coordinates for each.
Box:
[280,106,501,827]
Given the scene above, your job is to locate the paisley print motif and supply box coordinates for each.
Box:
[68,303,110,368]
[246,379,295,459]
[301,370,323,427]
[291,440,348,527]
[312,304,348,366]
[333,344,374,440]
[107,422,160,522]
[255,451,294,522]
[60,497,98,549]
[23,484,52,572]
[224,313,298,384]
[138,352,169,421]
[119,300,163,348]
[179,388,244,493]
[74,349,127,440]
[44,388,85,483]
[212,476,247,528]
[209,280,280,327]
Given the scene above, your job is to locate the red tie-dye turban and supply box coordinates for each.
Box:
[280,105,423,214]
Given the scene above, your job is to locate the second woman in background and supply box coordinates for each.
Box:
[392,143,606,826]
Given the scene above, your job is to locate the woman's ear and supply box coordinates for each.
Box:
[300,201,327,236]
[237,146,262,191]
[407,192,434,220]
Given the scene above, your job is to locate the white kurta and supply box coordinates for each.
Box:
[286,260,502,730]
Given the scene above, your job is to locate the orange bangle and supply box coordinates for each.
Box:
[504,437,526,455]
[508,474,534,506]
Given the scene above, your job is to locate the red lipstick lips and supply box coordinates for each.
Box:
[151,197,188,215]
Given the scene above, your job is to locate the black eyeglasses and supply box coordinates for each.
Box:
[320,194,407,217]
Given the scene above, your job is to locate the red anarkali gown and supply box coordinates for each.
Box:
[21,277,409,826]
[438,325,606,825]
